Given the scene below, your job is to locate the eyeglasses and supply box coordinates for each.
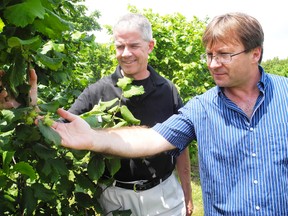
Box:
[201,49,250,64]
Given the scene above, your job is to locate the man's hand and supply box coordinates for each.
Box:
[186,200,194,215]
[0,69,38,109]
[0,70,21,109]
[50,108,94,151]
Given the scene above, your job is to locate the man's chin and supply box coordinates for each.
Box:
[121,69,135,77]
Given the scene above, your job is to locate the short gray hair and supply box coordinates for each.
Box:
[113,13,153,42]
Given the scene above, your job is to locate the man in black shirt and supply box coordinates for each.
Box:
[67,13,192,215]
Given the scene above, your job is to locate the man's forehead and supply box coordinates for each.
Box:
[115,40,142,45]
[206,39,242,50]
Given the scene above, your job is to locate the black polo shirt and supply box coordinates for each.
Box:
[68,65,183,181]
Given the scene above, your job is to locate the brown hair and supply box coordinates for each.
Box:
[202,12,264,63]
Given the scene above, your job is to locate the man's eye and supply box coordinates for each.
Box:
[219,52,231,55]
[220,53,230,57]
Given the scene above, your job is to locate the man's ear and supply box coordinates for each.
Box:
[251,46,262,63]
[148,40,155,54]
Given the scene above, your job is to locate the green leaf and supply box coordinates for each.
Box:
[116,76,133,89]
[101,114,113,124]
[50,158,69,176]
[7,36,41,51]
[0,175,9,188]
[4,0,45,27]
[23,187,37,215]
[97,98,119,112]
[41,41,65,54]
[107,105,119,114]
[0,111,17,132]
[38,101,60,112]
[75,174,95,191]
[82,115,103,128]
[75,192,93,208]
[36,53,64,71]
[87,155,105,181]
[106,158,121,176]
[120,105,141,125]
[0,110,15,121]
[0,108,34,132]
[71,31,85,40]
[56,177,74,197]
[0,195,16,213]
[32,143,57,160]
[123,84,145,98]
[112,121,127,128]
[70,149,89,161]
[33,9,71,39]
[0,133,9,146]
[15,125,41,142]
[0,18,4,33]
[5,52,26,97]
[13,162,36,181]
[2,151,15,173]
[38,119,61,146]
[81,98,119,118]
[32,183,55,202]
[41,160,52,176]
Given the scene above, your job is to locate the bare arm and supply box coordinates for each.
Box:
[52,108,176,158]
[176,148,193,215]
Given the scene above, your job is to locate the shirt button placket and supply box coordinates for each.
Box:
[249,126,261,213]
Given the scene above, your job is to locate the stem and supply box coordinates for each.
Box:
[17,175,25,214]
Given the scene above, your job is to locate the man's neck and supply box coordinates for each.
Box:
[223,87,260,118]
[121,69,150,80]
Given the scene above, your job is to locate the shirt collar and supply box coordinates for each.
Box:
[112,65,166,87]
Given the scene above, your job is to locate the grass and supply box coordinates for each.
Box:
[190,152,204,216]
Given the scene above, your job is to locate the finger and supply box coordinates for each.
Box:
[0,70,4,77]
[9,97,21,108]
[29,69,37,85]
[28,69,38,106]
[57,108,78,122]
[0,101,14,109]
[0,89,8,98]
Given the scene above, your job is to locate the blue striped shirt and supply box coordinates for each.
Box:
[153,66,288,215]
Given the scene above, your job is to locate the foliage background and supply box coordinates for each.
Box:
[0,0,287,215]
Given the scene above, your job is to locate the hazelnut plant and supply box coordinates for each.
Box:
[0,0,138,215]
[1,75,144,215]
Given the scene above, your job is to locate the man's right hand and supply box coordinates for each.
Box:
[0,69,38,109]
[49,108,94,150]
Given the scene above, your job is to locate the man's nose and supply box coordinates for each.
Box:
[209,57,222,68]
[122,47,132,56]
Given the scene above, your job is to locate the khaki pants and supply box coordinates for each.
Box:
[98,172,186,216]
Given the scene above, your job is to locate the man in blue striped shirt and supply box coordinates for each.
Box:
[52,12,288,215]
